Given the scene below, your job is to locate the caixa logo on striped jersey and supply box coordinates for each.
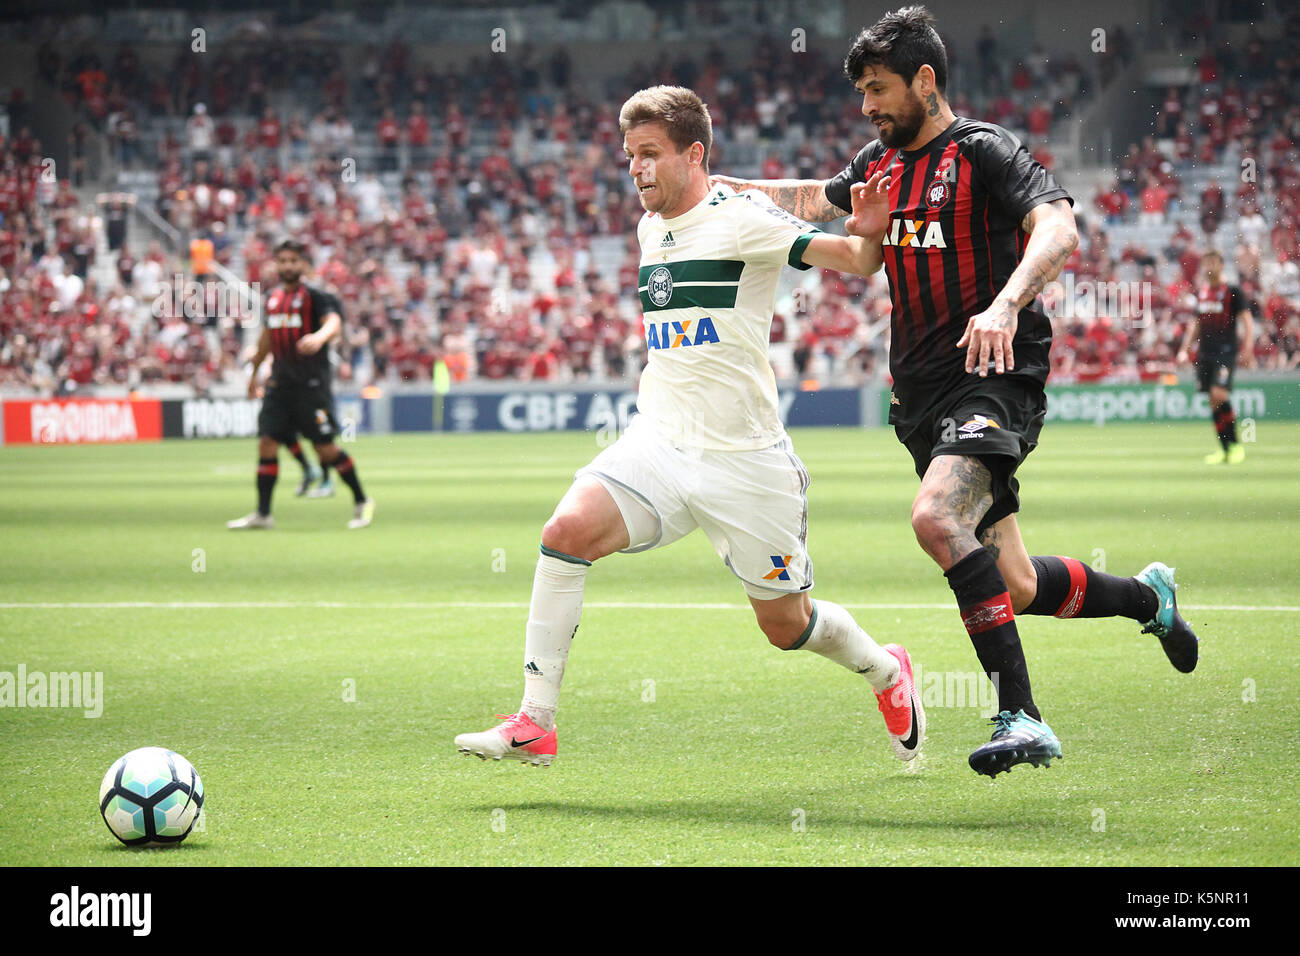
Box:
[645,316,721,350]
[881,217,947,248]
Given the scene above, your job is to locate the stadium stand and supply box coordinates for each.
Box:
[2,3,1297,395]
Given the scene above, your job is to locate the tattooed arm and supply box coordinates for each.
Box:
[710,175,846,222]
[999,200,1079,312]
[798,173,891,276]
[956,198,1078,376]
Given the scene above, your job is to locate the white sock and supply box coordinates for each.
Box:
[794,599,899,692]
[518,549,589,730]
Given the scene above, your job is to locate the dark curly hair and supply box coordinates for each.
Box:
[844,5,948,93]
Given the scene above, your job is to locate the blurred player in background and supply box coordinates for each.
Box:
[456,86,927,768]
[715,5,1199,777]
[1176,249,1257,464]
[228,238,373,530]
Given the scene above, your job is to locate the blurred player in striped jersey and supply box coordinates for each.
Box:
[228,239,373,530]
[1176,249,1257,464]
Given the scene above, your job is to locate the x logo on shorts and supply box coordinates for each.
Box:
[764,555,794,581]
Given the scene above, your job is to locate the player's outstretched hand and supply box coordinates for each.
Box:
[846,171,891,239]
[957,300,1018,376]
[296,333,323,356]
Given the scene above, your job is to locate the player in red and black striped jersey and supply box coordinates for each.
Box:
[227,239,374,530]
[822,116,1064,395]
[717,5,1199,776]
[1176,249,1257,463]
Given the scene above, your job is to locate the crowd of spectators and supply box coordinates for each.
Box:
[1074,52,1300,382]
[4,13,1299,394]
[0,135,243,392]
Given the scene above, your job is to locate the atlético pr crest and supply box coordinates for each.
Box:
[926,179,951,209]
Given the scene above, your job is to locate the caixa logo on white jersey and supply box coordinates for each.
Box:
[881,217,947,249]
[646,317,721,350]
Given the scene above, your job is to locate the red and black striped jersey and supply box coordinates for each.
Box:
[826,117,1072,412]
[1195,282,1248,355]
[263,283,341,387]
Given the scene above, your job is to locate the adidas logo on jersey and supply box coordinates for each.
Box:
[881,217,947,249]
[660,231,676,248]
[646,317,721,350]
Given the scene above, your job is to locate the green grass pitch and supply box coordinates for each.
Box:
[1,422,1297,866]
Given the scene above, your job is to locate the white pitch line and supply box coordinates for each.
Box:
[0,601,1297,612]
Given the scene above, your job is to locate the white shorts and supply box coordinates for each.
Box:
[575,416,814,600]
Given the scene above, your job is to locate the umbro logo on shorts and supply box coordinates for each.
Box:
[957,414,1000,439]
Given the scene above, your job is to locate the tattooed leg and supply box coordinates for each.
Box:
[910,455,993,570]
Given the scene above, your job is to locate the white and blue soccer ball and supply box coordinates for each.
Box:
[99,747,205,846]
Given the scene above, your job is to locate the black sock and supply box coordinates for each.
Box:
[287,441,309,472]
[333,451,365,503]
[1023,556,1159,622]
[944,548,1039,721]
[319,459,332,483]
[256,457,278,516]
[1214,401,1237,450]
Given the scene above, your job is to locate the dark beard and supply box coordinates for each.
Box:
[875,95,926,148]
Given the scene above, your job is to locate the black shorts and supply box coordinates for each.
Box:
[1196,355,1236,392]
[258,383,339,446]
[895,374,1047,537]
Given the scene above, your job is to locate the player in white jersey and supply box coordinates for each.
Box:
[455,86,924,767]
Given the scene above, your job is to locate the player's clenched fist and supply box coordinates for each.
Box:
[957,300,1018,376]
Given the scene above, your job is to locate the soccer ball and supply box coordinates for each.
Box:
[99,747,205,846]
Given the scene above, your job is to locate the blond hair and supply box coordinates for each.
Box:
[618,85,712,172]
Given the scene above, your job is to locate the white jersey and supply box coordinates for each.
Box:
[635,184,819,451]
